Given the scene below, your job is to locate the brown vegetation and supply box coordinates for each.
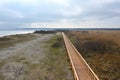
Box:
[66,30,120,80]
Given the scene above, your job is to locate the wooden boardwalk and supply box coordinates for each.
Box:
[62,32,99,80]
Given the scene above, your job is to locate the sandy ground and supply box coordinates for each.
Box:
[0,34,54,80]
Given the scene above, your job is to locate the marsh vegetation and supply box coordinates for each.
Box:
[66,30,120,80]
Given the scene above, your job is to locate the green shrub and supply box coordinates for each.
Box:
[51,37,63,48]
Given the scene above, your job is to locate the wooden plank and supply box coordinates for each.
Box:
[62,32,99,80]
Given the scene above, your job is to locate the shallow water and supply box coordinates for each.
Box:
[0,30,34,37]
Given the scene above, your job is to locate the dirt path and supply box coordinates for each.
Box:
[0,34,54,80]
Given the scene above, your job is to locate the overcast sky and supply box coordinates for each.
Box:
[0,0,120,29]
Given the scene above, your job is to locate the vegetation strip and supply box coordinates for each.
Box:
[39,33,74,80]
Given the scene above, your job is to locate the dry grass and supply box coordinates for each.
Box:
[0,34,37,49]
[66,30,120,80]
[25,33,74,80]
[0,33,74,80]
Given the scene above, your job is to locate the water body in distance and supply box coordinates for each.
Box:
[1,28,120,37]
[0,28,55,37]
[0,29,34,37]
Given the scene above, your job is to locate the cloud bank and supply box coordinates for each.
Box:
[0,0,120,28]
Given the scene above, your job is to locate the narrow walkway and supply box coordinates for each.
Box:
[62,32,99,80]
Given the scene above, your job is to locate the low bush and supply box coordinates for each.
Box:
[51,37,63,48]
[75,39,119,54]
[34,30,56,34]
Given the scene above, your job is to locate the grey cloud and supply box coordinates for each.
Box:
[76,1,120,22]
[0,0,120,28]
